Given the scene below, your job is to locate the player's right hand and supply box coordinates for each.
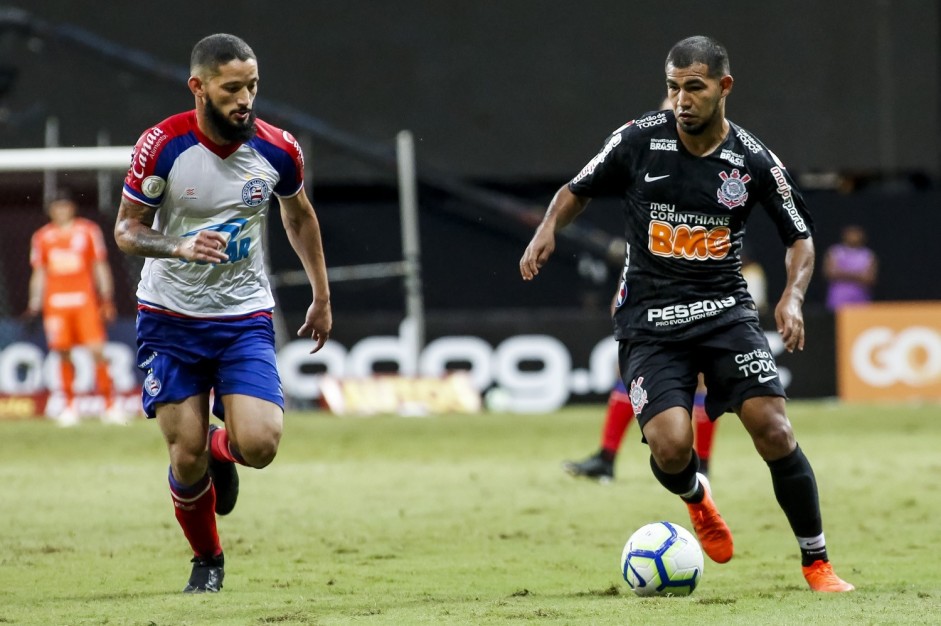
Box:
[100,299,117,323]
[519,229,556,280]
[297,299,332,353]
[175,230,230,263]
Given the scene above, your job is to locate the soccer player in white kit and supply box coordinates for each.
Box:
[115,33,332,593]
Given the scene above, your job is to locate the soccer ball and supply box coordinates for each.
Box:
[620,521,704,597]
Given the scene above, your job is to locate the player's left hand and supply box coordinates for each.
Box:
[774,294,805,353]
[520,228,556,280]
[297,299,332,353]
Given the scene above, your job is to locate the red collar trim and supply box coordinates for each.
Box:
[191,119,243,159]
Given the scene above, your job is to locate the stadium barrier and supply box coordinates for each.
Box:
[0,308,844,417]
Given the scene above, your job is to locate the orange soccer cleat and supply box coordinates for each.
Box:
[686,473,734,563]
[802,560,855,592]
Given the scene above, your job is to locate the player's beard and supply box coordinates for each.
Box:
[678,96,721,136]
[205,95,257,143]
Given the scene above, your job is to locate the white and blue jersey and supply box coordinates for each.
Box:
[123,110,303,416]
[123,110,305,318]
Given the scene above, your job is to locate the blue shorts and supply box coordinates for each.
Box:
[136,309,284,419]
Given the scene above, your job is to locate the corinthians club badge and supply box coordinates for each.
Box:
[717,168,751,209]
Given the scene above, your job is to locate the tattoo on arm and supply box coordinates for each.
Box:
[114,199,182,258]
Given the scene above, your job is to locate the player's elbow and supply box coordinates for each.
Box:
[114,222,130,251]
[114,221,138,255]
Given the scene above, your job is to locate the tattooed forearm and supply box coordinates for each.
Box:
[116,225,182,258]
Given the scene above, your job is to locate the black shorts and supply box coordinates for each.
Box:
[618,318,786,428]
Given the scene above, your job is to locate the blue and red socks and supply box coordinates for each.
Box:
[209,427,247,465]
[600,386,635,460]
[692,390,716,475]
[168,467,221,559]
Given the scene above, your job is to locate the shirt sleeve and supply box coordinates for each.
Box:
[87,221,109,262]
[568,123,634,198]
[252,122,305,197]
[123,125,175,207]
[755,151,814,245]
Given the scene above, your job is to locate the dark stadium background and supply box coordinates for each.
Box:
[0,1,937,401]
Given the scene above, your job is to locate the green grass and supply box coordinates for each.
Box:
[1,401,940,625]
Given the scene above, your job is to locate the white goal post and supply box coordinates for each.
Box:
[0,146,133,171]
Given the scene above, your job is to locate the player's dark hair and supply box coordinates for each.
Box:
[48,189,74,204]
[665,36,730,77]
[190,34,256,76]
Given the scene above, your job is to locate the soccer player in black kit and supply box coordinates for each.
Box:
[520,35,853,592]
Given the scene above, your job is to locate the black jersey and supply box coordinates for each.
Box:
[569,110,813,342]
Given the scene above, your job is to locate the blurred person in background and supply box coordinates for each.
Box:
[740,248,768,314]
[520,35,853,592]
[26,192,122,427]
[114,33,332,594]
[823,224,877,310]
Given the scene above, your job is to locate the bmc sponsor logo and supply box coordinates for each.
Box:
[647,296,737,326]
[769,166,807,232]
[131,127,167,179]
[572,133,622,185]
[648,220,731,260]
[735,128,763,154]
[650,138,678,151]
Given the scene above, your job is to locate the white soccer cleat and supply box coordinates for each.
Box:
[55,406,80,428]
[102,404,129,425]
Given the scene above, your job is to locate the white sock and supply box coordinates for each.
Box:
[680,475,701,500]
[797,533,826,552]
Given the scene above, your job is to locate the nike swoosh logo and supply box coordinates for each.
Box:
[644,173,670,182]
[758,374,778,383]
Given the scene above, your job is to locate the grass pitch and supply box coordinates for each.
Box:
[1,401,940,625]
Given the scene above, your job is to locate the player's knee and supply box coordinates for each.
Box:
[169,445,209,484]
[649,440,691,474]
[752,418,795,459]
[238,432,281,469]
